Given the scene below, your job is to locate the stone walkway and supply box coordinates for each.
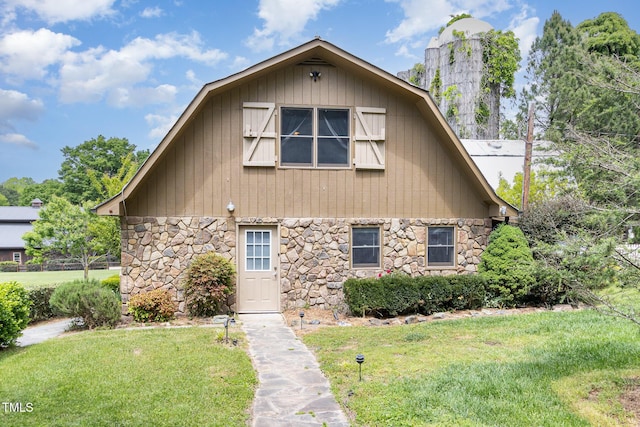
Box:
[240,313,350,427]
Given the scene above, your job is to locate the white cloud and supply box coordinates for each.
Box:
[0,28,80,81]
[3,0,117,24]
[384,0,512,43]
[58,32,227,105]
[394,44,420,61]
[246,0,341,51]
[140,6,163,18]
[0,132,38,148]
[230,56,250,71]
[0,89,43,128]
[145,112,179,139]
[108,84,177,108]
[507,4,539,59]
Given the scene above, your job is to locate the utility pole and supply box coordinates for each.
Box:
[522,102,535,211]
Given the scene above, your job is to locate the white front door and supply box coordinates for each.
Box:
[237,226,280,312]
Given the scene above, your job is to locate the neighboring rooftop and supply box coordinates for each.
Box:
[461,139,555,189]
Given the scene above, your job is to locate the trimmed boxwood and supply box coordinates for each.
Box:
[344,273,487,318]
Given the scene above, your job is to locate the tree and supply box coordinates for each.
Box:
[18,179,63,206]
[59,135,149,204]
[1,177,35,205]
[524,11,640,142]
[496,169,562,209]
[22,196,112,280]
[517,11,640,325]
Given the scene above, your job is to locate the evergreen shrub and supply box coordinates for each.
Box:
[28,287,56,323]
[49,279,120,329]
[478,224,535,307]
[0,281,32,347]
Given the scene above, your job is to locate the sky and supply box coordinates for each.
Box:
[0,0,638,184]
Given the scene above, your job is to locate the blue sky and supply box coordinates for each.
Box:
[0,0,638,183]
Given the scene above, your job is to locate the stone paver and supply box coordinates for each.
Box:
[16,318,74,346]
[240,313,350,427]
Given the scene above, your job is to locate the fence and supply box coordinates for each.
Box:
[0,261,121,273]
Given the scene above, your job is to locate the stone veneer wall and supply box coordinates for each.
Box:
[120,216,491,314]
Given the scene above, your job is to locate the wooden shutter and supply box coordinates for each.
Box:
[243,102,276,166]
[354,107,386,169]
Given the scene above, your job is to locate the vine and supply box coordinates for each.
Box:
[480,29,521,99]
[408,62,425,86]
[429,68,442,103]
[442,85,461,122]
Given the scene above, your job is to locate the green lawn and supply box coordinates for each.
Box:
[0,269,117,289]
[0,327,256,427]
[304,309,640,426]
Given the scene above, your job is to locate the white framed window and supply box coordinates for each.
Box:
[351,227,380,268]
[280,107,350,168]
[427,226,455,267]
[245,230,271,271]
[12,252,21,264]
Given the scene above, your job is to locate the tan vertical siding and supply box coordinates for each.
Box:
[126,62,489,219]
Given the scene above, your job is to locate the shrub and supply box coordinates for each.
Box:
[0,281,32,347]
[478,224,535,307]
[0,261,19,272]
[49,279,120,329]
[343,273,486,317]
[183,253,236,317]
[101,275,120,293]
[28,287,56,323]
[128,289,176,323]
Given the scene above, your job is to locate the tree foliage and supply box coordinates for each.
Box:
[59,135,148,204]
[22,196,115,280]
[496,169,563,209]
[478,224,535,307]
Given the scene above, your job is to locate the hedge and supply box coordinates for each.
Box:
[344,273,486,318]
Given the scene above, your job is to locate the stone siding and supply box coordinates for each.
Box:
[120,216,491,314]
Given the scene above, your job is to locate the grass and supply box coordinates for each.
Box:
[0,327,256,427]
[0,269,117,289]
[303,309,640,426]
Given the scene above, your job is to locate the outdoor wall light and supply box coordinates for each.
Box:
[356,354,365,381]
[309,70,321,82]
[299,311,305,329]
[226,200,235,213]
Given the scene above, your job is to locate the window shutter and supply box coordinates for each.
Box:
[354,107,386,169]
[243,102,277,166]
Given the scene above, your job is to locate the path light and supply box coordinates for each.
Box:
[223,318,230,344]
[356,354,365,381]
[299,311,305,330]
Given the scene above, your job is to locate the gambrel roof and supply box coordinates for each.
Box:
[96,38,517,218]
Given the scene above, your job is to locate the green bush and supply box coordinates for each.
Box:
[0,281,32,347]
[0,261,19,272]
[478,224,535,307]
[183,253,236,317]
[343,273,486,317]
[28,287,56,323]
[49,279,120,329]
[101,275,120,293]
[128,289,176,323]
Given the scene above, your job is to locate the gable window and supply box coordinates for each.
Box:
[427,227,455,267]
[352,227,380,268]
[280,107,349,168]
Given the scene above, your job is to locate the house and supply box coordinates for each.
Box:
[0,199,42,266]
[96,39,517,314]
